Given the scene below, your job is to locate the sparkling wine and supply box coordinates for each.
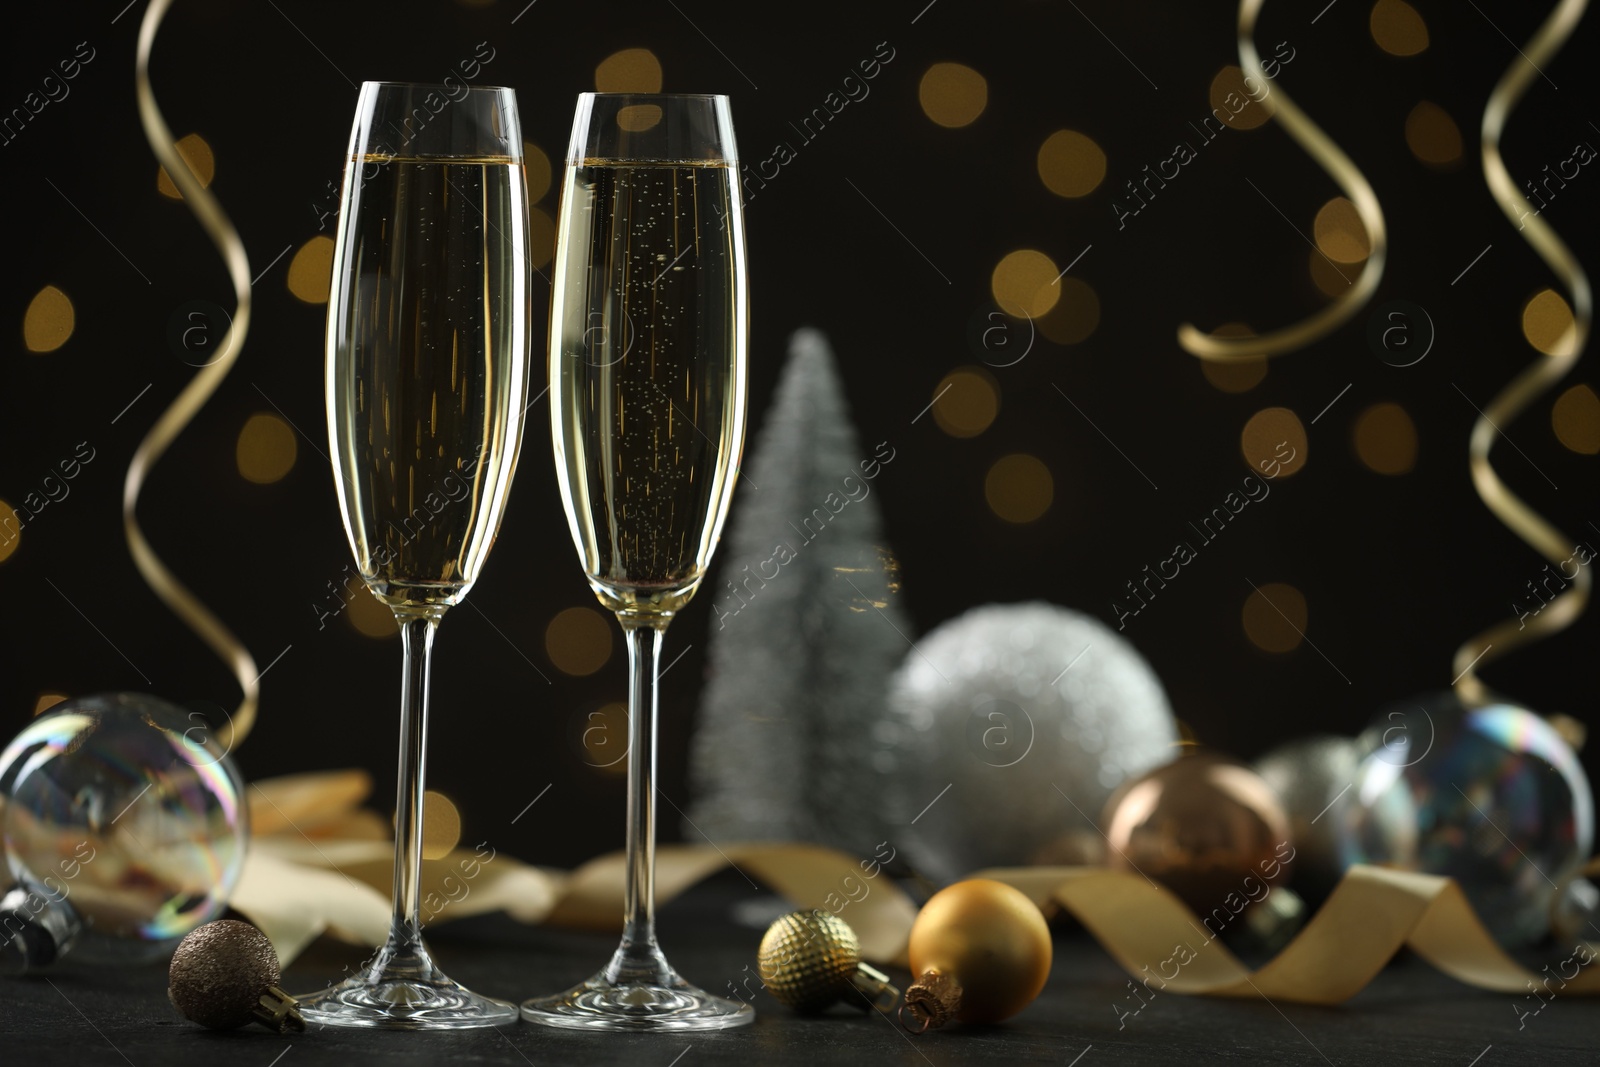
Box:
[327,155,530,610]
[550,160,747,615]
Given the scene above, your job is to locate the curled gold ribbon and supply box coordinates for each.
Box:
[131,0,259,750]
[1452,0,1591,704]
[1177,0,1387,361]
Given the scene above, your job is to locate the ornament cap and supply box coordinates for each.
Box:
[848,962,899,1013]
[900,969,962,1033]
[254,986,306,1033]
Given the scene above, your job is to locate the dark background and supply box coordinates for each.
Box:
[2,0,1597,871]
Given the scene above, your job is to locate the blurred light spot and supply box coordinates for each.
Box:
[919,62,987,128]
[1036,277,1099,344]
[421,790,461,860]
[991,250,1061,318]
[1310,247,1357,297]
[33,693,69,716]
[522,141,553,202]
[1314,197,1370,263]
[1241,407,1307,477]
[1208,66,1273,131]
[156,133,217,199]
[287,235,335,304]
[596,48,663,92]
[985,454,1053,524]
[1037,130,1106,198]
[1200,324,1267,392]
[1523,289,1577,356]
[546,606,613,676]
[616,104,663,133]
[1353,401,1418,474]
[236,413,298,484]
[1405,101,1461,166]
[580,702,629,774]
[932,367,1000,438]
[1553,384,1600,454]
[346,586,398,638]
[1243,582,1307,653]
[0,499,16,564]
[529,205,556,270]
[1371,0,1429,56]
[23,285,74,353]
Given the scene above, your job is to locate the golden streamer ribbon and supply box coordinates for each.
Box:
[1177,0,1387,361]
[240,774,1600,1003]
[1452,0,1591,704]
[130,0,259,749]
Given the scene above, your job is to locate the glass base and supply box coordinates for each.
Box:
[297,940,517,1030]
[521,966,755,1032]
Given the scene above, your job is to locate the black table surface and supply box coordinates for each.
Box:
[4,872,1594,1067]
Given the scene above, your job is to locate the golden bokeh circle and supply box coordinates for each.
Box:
[1208,66,1273,131]
[421,790,462,860]
[1352,402,1418,475]
[932,367,1000,438]
[1200,324,1267,392]
[1371,0,1429,56]
[991,250,1061,319]
[1036,277,1100,345]
[287,235,336,304]
[23,285,74,353]
[1241,407,1307,477]
[523,141,553,202]
[546,606,614,676]
[919,62,988,128]
[1552,384,1600,454]
[1405,101,1461,166]
[1242,582,1307,653]
[1313,197,1370,264]
[156,133,217,199]
[236,413,298,484]
[1523,289,1577,356]
[529,205,556,270]
[1037,130,1107,198]
[616,104,663,133]
[985,454,1053,524]
[596,48,663,93]
[346,587,398,638]
[0,499,19,564]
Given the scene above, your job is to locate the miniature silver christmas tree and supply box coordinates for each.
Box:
[686,328,908,854]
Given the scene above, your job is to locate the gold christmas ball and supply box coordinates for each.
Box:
[759,909,891,1013]
[1101,749,1294,917]
[906,879,1051,1026]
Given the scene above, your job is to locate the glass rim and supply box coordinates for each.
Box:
[360,79,518,94]
[575,91,732,101]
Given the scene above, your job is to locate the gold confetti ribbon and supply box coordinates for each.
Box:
[242,774,1600,1002]
[130,0,259,750]
[1177,0,1387,361]
[1452,0,1591,704]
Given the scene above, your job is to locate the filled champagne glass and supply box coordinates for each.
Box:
[522,93,751,1031]
[298,81,531,1029]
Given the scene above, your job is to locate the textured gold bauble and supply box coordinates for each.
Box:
[758,910,897,1013]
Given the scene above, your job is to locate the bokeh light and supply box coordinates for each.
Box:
[991,250,1061,318]
[1036,277,1100,345]
[595,48,663,92]
[616,104,663,133]
[236,413,298,484]
[1405,101,1462,166]
[23,285,74,353]
[1200,324,1267,393]
[1371,0,1429,56]
[33,693,68,716]
[1352,402,1418,475]
[287,235,335,304]
[1240,407,1307,477]
[1208,66,1273,131]
[1552,384,1600,454]
[546,606,613,676]
[1523,289,1577,356]
[1037,130,1106,198]
[523,141,553,202]
[932,367,1000,438]
[919,62,987,128]
[346,587,398,638]
[985,454,1053,524]
[421,790,461,860]
[1313,197,1370,263]
[156,133,216,199]
[529,205,556,270]
[0,499,19,564]
[1243,582,1307,653]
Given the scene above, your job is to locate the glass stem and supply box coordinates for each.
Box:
[612,615,669,979]
[389,614,439,963]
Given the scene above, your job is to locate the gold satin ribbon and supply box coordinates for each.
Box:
[1177,0,1387,361]
[131,0,259,750]
[239,774,1600,1002]
[1452,0,1591,704]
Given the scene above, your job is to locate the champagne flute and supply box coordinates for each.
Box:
[523,93,751,1031]
[298,81,531,1029]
